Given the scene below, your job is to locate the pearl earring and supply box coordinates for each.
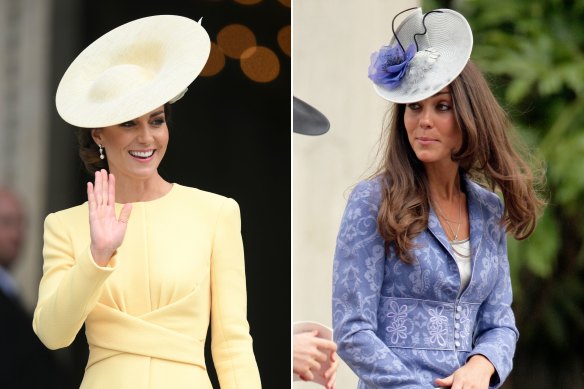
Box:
[98,144,105,160]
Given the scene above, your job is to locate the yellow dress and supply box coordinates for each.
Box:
[33,184,261,388]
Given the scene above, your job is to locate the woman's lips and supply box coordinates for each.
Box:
[128,149,155,161]
[416,137,437,145]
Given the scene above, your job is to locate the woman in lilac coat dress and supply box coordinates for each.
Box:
[332,8,544,389]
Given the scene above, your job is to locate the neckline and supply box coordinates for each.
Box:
[451,238,470,246]
[115,183,177,205]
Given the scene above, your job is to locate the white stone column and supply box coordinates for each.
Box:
[293,1,419,387]
[0,0,52,310]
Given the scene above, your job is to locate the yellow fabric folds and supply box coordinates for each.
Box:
[33,184,261,388]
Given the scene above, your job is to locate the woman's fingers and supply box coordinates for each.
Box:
[300,370,314,382]
[93,170,102,205]
[90,170,119,208]
[313,349,328,363]
[100,169,108,206]
[87,182,96,212]
[324,352,338,378]
[119,203,133,224]
[108,173,116,206]
[435,374,453,386]
[325,371,336,389]
[86,169,134,267]
[316,338,337,353]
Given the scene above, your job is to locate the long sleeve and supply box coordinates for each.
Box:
[332,181,422,388]
[467,230,519,388]
[33,211,118,349]
[210,198,261,389]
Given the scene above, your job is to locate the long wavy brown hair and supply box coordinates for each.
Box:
[374,60,546,263]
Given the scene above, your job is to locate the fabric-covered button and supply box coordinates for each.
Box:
[455,332,460,339]
[455,341,461,347]
[455,313,461,320]
[455,323,460,329]
[456,306,462,312]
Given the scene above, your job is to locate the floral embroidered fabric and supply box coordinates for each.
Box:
[332,177,518,388]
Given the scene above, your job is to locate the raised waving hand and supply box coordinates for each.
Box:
[87,169,133,266]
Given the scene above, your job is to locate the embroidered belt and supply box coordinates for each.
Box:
[377,296,481,352]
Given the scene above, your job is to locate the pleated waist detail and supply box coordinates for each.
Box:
[85,289,207,369]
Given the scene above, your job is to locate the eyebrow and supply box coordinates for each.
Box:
[149,110,164,117]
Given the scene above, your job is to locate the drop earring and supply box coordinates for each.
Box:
[99,144,105,160]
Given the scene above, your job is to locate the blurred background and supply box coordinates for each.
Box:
[294,0,583,388]
[0,0,289,388]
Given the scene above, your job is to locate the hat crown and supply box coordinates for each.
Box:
[89,64,156,102]
[56,15,210,128]
[369,8,473,104]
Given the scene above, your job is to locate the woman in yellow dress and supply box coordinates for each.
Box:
[33,15,261,389]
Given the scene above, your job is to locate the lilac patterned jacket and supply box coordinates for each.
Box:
[332,176,518,389]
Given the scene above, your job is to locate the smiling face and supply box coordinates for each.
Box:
[91,106,168,183]
[403,88,462,168]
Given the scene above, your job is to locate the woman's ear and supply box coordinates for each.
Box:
[91,128,103,145]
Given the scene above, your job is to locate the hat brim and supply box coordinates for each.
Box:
[373,8,473,104]
[56,15,210,128]
[293,97,330,136]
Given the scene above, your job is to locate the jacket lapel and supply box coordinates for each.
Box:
[426,176,487,294]
[427,204,455,259]
[464,178,485,264]
[461,177,486,297]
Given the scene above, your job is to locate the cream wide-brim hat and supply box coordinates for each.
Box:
[373,8,473,104]
[56,15,210,128]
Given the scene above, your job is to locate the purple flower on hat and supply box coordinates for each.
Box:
[368,43,416,89]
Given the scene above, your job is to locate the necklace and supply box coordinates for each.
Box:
[450,238,471,259]
[432,191,462,244]
[432,192,472,259]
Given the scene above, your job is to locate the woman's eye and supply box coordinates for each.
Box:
[120,121,135,128]
[437,103,451,111]
[151,118,165,126]
[407,103,420,110]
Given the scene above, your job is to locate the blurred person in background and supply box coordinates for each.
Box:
[0,188,62,388]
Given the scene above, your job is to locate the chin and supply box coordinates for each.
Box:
[414,153,437,163]
[123,166,160,180]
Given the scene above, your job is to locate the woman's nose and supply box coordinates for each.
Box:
[419,108,433,129]
[137,125,154,143]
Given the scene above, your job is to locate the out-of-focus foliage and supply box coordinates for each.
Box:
[423,0,584,387]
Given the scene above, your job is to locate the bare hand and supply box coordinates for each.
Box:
[435,354,495,389]
[293,330,338,388]
[324,351,339,389]
[87,170,132,266]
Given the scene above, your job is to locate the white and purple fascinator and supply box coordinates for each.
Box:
[368,8,473,104]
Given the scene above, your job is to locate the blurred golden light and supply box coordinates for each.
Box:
[277,25,290,57]
[240,46,280,83]
[217,24,257,59]
[200,42,225,77]
[278,0,291,7]
[234,0,262,4]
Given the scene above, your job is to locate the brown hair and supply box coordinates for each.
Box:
[375,60,546,263]
[77,104,172,174]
